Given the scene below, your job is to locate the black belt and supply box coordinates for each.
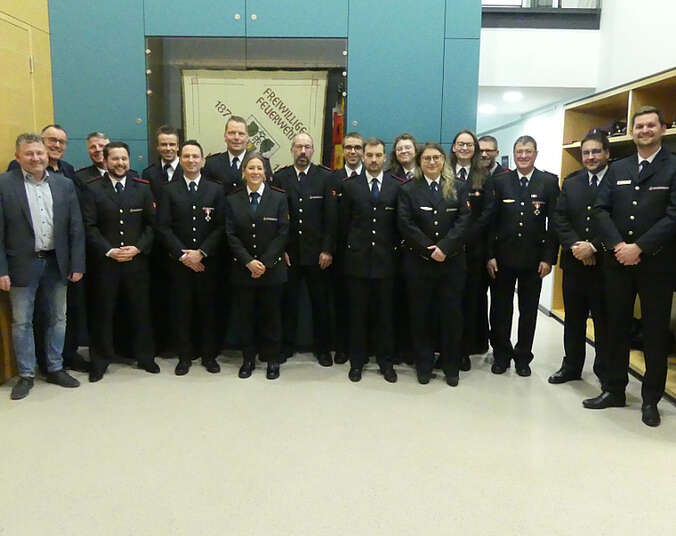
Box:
[36,250,55,258]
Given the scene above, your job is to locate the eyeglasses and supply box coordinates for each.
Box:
[582,148,605,157]
[454,142,474,149]
[421,154,443,162]
[515,149,535,157]
[43,136,67,146]
[293,144,313,151]
[343,144,363,151]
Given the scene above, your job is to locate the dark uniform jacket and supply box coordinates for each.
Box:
[486,168,560,269]
[142,160,184,201]
[75,164,105,184]
[82,174,154,271]
[272,163,337,266]
[491,164,509,177]
[553,168,607,272]
[204,150,273,194]
[339,172,405,279]
[397,177,471,277]
[594,148,676,272]
[462,172,494,262]
[225,184,289,286]
[155,177,225,262]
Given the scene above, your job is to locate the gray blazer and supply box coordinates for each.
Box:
[0,168,85,286]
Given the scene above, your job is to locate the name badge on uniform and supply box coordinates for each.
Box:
[263,217,278,222]
[502,199,515,203]
[446,208,458,212]
[649,186,669,190]
[532,201,544,215]
[420,206,433,211]
[531,194,538,198]
[384,206,395,211]
[129,208,143,213]
[616,180,632,185]
[309,195,324,200]
[203,207,214,221]
[470,191,482,197]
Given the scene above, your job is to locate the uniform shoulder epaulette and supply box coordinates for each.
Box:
[205,151,223,160]
[87,175,103,184]
[229,185,246,195]
[270,184,286,193]
[276,164,293,172]
[318,164,333,172]
[342,174,357,182]
[393,175,409,184]
[207,177,224,185]
[132,177,150,184]
[75,165,89,173]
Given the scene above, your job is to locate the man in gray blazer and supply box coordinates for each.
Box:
[0,133,86,399]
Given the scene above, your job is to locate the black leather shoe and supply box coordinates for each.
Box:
[63,352,90,373]
[460,356,471,371]
[266,362,280,380]
[11,377,34,400]
[516,365,531,377]
[139,360,160,374]
[348,367,362,382]
[175,360,191,376]
[446,375,459,387]
[641,404,660,427]
[380,366,397,383]
[582,391,626,409]
[317,353,333,367]
[417,371,436,384]
[239,361,255,379]
[202,359,221,374]
[548,367,581,384]
[46,370,80,388]
[491,363,507,375]
[334,352,348,364]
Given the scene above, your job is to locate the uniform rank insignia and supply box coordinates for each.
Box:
[203,207,213,221]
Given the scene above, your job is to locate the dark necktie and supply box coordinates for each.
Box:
[405,170,412,179]
[371,178,380,201]
[162,163,171,181]
[250,192,259,212]
[232,156,239,171]
[590,174,598,189]
[298,171,308,193]
[639,159,649,174]
[520,176,528,193]
[458,168,467,181]
[430,181,440,201]
[115,182,124,194]
[350,170,358,178]
[189,181,197,196]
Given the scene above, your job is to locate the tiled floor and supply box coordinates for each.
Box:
[1,310,674,536]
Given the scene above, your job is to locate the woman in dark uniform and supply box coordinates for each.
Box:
[450,129,491,371]
[224,153,289,380]
[397,142,471,386]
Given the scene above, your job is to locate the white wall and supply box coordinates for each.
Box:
[481,104,565,311]
[596,0,676,90]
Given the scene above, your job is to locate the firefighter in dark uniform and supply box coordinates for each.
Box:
[156,140,226,376]
[81,141,158,382]
[225,152,289,380]
[550,130,610,387]
[397,142,471,386]
[340,137,404,383]
[272,133,337,366]
[588,106,676,428]
[486,135,560,377]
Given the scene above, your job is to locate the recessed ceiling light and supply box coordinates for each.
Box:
[503,91,523,103]
[479,104,496,115]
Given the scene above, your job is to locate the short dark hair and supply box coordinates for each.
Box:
[155,125,179,142]
[225,115,247,131]
[631,105,666,127]
[16,133,44,151]
[581,130,610,152]
[241,152,266,172]
[478,135,498,149]
[86,131,108,142]
[363,137,385,152]
[41,124,66,135]
[103,141,130,159]
[180,139,204,157]
[343,132,363,145]
[513,135,537,152]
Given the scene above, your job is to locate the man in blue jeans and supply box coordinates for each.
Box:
[0,133,86,399]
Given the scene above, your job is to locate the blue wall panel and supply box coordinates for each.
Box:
[445,0,481,38]
[246,0,348,37]
[49,0,147,148]
[144,0,245,37]
[441,38,480,142]
[346,0,446,142]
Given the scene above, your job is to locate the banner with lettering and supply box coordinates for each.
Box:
[182,69,328,172]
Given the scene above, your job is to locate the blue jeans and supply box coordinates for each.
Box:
[9,255,67,378]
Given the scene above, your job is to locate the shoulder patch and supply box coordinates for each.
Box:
[393,175,409,184]
[86,175,103,184]
[318,164,333,171]
[270,185,286,193]
[132,177,150,184]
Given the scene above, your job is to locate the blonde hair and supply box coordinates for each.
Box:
[414,142,457,201]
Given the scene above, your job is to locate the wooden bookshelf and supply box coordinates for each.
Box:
[552,68,676,398]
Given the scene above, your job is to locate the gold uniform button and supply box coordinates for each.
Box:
[520,212,524,216]
[585,227,589,232]
[252,224,256,228]
[433,221,438,226]
[371,242,375,246]
[634,186,640,191]
[587,206,591,211]
[433,210,438,215]
[119,220,124,224]
[299,198,303,203]
[299,208,303,213]
[193,238,197,242]
[253,244,257,249]
[518,233,522,237]
[192,205,196,210]
[372,218,376,223]
[628,231,634,236]
[120,242,125,246]
[520,202,525,206]
[632,201,638,206]
[193,216,196,221]
[299,219,303,224]
[298,230,302,235]
[372,230,376,234]
[435,232,439,237]
[630,216,635,220]
[119,209,123,214]
[120,231,124,235]
[252,234,256,238]
[519,222,523,227]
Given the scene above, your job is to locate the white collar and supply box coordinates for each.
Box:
[228,150,246,164]
[587,166,608,184]
[637,147,661,166]
[184,174,201,190]
[109,175,126,188]
[424,175,441,187]
[163,156,179,170]
[518,169,535,182]
[345,163,362,176]
[366,171,384,183]
[247,182,265,196]
[295,165,311,179]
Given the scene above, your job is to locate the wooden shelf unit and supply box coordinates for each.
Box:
[552,68,676,399]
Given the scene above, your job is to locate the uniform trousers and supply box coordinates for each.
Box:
[88,263,153,371]
[330,266,350,357]
[462,251,490,357]
[282,264,331,355]
[406,267,465,377]
[149,248,172,355]
[237,285,283,364]
[168,262,220,362]
[603,265,672,405]
[490,264,542,368]
[561,266,607,384]
[347,277,394,369]
[393,275,414,364]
